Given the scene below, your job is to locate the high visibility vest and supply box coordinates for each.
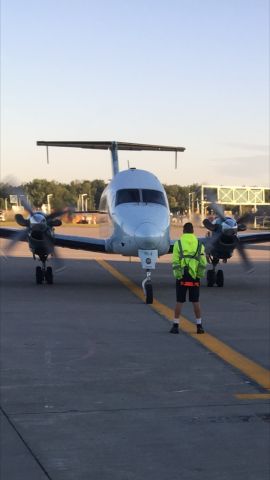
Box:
[172,233,206,279]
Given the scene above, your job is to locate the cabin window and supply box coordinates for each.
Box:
[142,189,166,206]
[115,189,140,206]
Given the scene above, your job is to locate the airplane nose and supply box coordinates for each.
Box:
[134,222,161,249]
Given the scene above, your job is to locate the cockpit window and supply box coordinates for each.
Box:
[115,189,140,206]
[115,188,166,207]
[142,189,166,206]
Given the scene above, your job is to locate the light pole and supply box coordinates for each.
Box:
[188,192,192,218]
[47,194,53,214]
[81,194,87,212]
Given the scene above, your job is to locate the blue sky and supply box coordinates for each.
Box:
[1,0,269,186]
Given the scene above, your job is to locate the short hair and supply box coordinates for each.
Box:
[183,222,194,233]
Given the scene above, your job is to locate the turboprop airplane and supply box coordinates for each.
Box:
[0,191,68,284]
[0,141,184,302]
[201,202,270,287]
[0,140,269,301]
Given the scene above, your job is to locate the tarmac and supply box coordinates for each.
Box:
[0,226,270,480]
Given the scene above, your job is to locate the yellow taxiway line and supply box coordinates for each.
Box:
[235,394,270,400]
[98,260,270,393]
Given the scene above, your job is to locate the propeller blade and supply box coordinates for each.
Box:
[46,209,67,221]
[15,213,30,227]
[51,248,66,273]
[4,229,28,255]
[47,205,76,219]
[236,244,254,274]
[43,234,65,272]
[236,212,254,225]
[11,186,34,216]
[203,218,217,231]
[210,202,226,221]
[237,223,247,232]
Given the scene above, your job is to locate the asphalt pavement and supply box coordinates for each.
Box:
[0,235,269,480]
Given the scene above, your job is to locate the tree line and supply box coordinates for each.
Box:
[0,179,200,213]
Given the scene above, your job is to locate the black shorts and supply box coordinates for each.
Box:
[176,274,200,303]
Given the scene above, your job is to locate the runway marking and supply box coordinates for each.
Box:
[97,260,270,392]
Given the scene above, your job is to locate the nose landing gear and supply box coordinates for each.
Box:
[206,256,224,287]
[142,270,153,304]
[207,266,224,287]
[35,255,53,284]
[138,249,158,304]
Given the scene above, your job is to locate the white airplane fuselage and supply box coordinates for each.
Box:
[100,169,171,257]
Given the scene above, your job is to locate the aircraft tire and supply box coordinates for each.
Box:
[216,269,224,287]
[207,270,215,287]
[45,266,53,285]
[36,266,43,284]
[145,282,153,304]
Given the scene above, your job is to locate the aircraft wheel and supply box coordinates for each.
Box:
[36,266,43,284]
[145,282,153,304]
[207,270,215,287]
[216,269,224,287]
[45,266,53,284]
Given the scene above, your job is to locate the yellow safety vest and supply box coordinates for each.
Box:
[172,233,206,279]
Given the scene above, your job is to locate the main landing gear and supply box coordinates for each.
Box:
[206,256,224,287]
[35,255,53,285]
[142,270,153,304]
[207,268,224,287]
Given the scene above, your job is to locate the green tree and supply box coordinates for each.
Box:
[24,179,52,208]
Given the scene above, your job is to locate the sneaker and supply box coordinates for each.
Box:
[170,323,179,334]
[197,324,205,334]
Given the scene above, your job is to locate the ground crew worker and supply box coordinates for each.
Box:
[170,222,207,334]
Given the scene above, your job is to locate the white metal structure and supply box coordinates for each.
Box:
[200,185,270,216]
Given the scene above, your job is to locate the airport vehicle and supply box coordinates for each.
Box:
[0,140,269,300]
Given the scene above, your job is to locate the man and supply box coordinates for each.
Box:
[170,222,207,334]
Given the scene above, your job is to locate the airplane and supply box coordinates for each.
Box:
[0,192,69,284]
[0,140,269,300]
[0,141,184,300]
[201,203,270,287]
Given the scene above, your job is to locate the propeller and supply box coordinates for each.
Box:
[205,201,254,274]
[209,202,226,222]
[4,187,72,269]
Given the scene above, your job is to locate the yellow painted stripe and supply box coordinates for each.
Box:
[97,260,270,391]
[235,394,270,400]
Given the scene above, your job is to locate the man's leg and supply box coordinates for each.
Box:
[192,301,204,334]
[192,302,201,319]
[170,302,184,334]
[174,301,183,319]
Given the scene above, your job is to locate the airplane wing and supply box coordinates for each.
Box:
[53,233,106,252]
[0,227,28,241]
[236,232,270,244]
[0,227,106,253]
[168,231,270,253]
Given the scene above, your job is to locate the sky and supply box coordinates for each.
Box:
[1,0,269,187]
